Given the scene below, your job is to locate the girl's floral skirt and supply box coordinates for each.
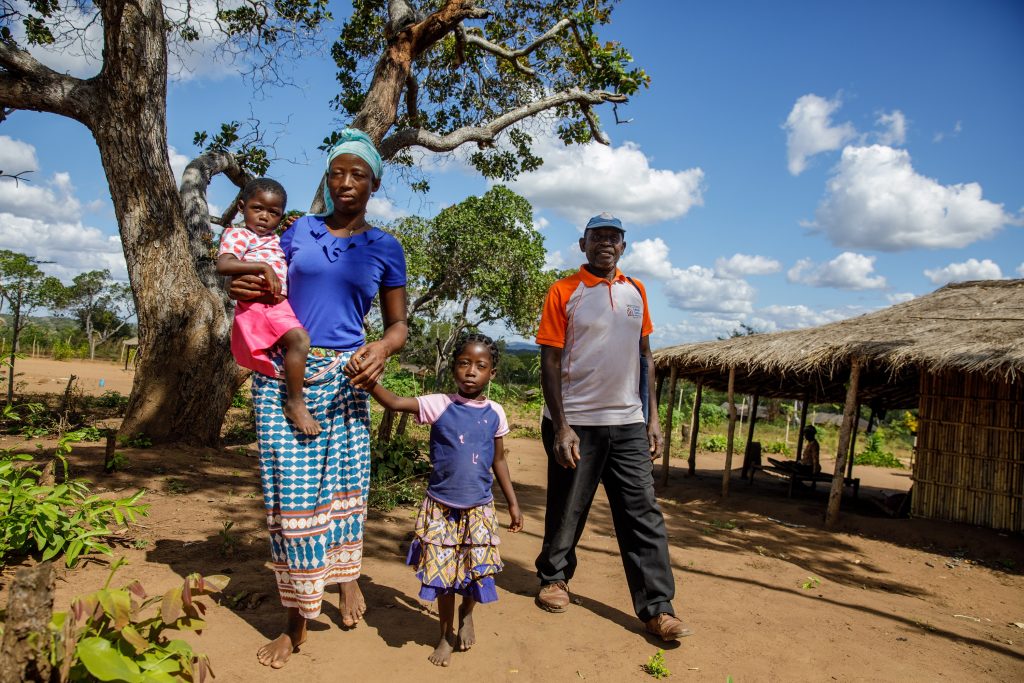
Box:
[406,496,503,603]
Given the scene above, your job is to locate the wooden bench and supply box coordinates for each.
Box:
[756,465,860,499]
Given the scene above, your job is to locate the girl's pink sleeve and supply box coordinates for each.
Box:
[415,394,451,425]
[490,402,510,438]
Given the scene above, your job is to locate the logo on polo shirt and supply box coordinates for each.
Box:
[626,304,642,318]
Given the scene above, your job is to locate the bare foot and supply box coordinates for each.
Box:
[429,631,456,667]
[256,612,306,669]
[284,398,322,436]
[339,581,366,627]
[457,603,476,651]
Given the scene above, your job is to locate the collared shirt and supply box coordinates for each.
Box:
[536,265,653,426]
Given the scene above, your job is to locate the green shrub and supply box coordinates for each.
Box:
[701,435,728,452]
[854,431,904,469]
[762,441,792,455]
[49,559,228,682]
[381,368,420,397]
[0,434,149,568]
[230,387,252,409]
[699,403,727,427]
[93,390,130,411]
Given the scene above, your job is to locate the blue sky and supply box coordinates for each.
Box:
[1,0,1021,347]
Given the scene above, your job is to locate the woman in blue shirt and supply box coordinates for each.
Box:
[230,130,407,670]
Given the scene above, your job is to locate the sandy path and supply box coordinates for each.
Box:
[2,433,1016,683]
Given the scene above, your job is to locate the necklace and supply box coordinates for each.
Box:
[328,220,370,237]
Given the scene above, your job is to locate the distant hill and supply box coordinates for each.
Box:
[505,340,539,354]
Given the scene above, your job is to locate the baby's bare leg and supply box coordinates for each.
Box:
[280,328,321,436]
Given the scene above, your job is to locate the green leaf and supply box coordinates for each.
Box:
[77,636,144,682]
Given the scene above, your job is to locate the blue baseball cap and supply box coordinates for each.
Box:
[585,212,625,232]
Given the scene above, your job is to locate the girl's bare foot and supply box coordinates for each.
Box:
[429,631,456,667]
[284,398,322,436]
[257,610,306,669]
[457,601,476,651]
[338,581,366,627]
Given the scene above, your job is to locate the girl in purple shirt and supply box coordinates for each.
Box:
[370,333,523,668]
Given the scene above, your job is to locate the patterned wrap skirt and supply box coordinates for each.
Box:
[252,349,371,620]
[406,496,503,603]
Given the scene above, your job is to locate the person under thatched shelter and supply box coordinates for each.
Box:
[653,279,1024,531]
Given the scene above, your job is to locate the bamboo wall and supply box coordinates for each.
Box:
[913,370,1024,531]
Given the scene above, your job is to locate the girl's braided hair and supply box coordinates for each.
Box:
[452,333,500,367]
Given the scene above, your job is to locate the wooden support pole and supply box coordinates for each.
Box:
[826,358,862,526]
[796,395,810,461]
[687,377,703,476]
[722,366,737,497]
[742,393,760,479]
[846,401,862,480]
[661,366,678,486]
[0,562,55,683]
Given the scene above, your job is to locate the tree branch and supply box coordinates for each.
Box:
[580,103,609,144]
[378,89,627,159]
[179,151,252,295]
[457,17,571,77]
[405,72,419,121]
[0,43,96,123]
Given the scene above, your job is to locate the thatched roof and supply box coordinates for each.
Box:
[653,279,1024,408]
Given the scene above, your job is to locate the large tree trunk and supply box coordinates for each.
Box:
[87,0,237,444]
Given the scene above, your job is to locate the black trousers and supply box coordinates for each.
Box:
[535,418,676,621]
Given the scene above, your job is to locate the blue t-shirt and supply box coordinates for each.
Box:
[415,394,510,509]
[281,216,407,350]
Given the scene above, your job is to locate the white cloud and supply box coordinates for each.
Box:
[0,135,40,173]
[168,146,191,186]
[19,0,241,81]
[620,238,756,313]
[1017,262,1024,278]
[814,145,1011,250]
[923,258,1003,286]
[0,171,82,223]
[933,120,962,144]
[748,304,862,332]
[650,303,866,347]
[0,213,126,280]
[543,249,566,271]
[506,134,704,227]
[875,110,907,146]
[533,215,550,231]
[366,196,409,223]
[787,251,887,290]
[886,292,916,304]
[714,253,781,278]
[783,94,857,175]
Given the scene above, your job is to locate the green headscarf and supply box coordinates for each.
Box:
[315,128,383,217]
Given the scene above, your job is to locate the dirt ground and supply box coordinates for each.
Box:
[2,359,1023,682]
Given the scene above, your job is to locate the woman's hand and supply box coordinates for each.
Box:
[343,340,391,389]
[228,274,277,304]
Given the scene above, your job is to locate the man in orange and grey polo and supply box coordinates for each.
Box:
[533,212,692,642]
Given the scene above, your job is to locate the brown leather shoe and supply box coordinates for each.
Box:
[535,581,570,613]
[645,613,693,641]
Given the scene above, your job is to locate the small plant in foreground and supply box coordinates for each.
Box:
[217,521,240,557]
[49,557,229,682]
[164,479,190,495]
[800,576,821,590]
[643,649,670,679]
[0,433,148,568]
[709,519,737,530]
